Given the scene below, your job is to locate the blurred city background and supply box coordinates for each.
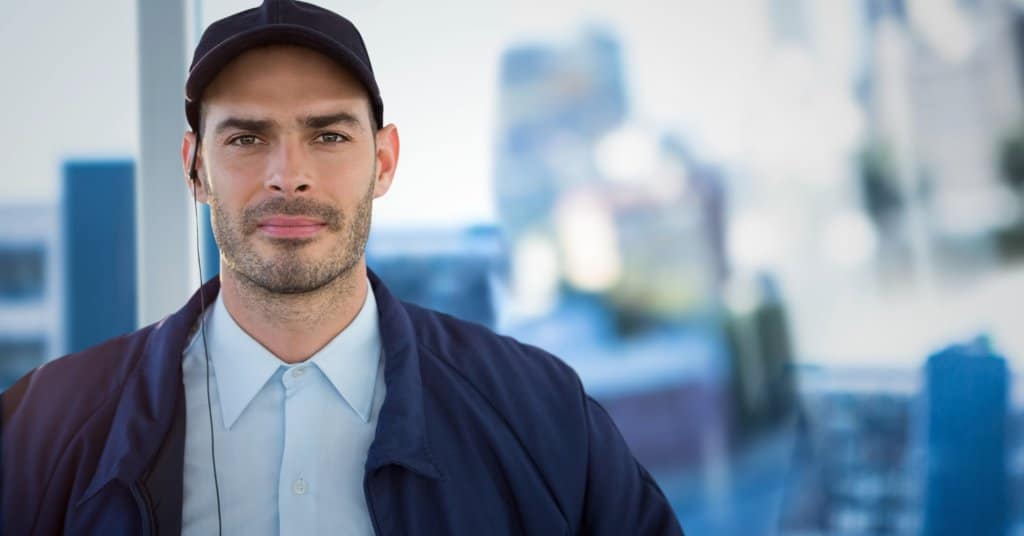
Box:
[3,0,1024,533]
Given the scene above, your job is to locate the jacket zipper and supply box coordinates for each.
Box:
[128,481,156,536]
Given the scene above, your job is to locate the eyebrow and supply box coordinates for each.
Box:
[213,117,274,137]
[302,112,363,130]
[212,112,363,137]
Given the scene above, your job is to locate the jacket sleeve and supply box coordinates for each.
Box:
[579,394,685,535]
[1,368,60,535]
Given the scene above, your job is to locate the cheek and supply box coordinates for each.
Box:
[314,163,373,199]
[207,144,266,181]
[206,163,265,206]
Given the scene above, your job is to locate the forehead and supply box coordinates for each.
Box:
[202,44,370,122]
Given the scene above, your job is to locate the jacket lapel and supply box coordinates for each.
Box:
[365,270,443,480]
[79,277,219,504]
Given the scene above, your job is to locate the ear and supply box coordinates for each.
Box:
[372,124,400,199]
[181,132,210,204]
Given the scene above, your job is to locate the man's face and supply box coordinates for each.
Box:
[183,45,398,294]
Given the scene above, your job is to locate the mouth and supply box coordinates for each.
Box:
[257,216,328,239]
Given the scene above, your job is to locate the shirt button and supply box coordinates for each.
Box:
[293,478,308,495]
[291,366,306,378]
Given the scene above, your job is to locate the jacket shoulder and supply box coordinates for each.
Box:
[1,326,158,534]
[405,302,585,404]
[2,325,155,437]
[403,303,594,523]
[403,302,589,453]
[397,303,684,535]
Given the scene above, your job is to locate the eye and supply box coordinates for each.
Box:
[228,134,261,146]
[316,132,349,144]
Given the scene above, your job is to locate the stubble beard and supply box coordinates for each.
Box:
[210,177,375,296]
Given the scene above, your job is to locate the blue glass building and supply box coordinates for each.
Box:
[924,339,1009,535]
[62,160,137,354]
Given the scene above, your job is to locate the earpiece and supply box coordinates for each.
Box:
[188,137,201,184]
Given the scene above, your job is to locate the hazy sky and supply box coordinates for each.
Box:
[0,0,859,226]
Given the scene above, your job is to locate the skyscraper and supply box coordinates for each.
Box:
[62,159,137,354]
[923,339,1008,535]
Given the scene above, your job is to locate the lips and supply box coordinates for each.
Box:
[257,216,327,239]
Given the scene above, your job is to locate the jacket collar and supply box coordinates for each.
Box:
[80,276,218,504]
[364,270,442,479]
[81,268,440,504]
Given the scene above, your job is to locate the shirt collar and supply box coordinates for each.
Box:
[82,272,438,507]
[202,277,381,428]
[309,279,381,422]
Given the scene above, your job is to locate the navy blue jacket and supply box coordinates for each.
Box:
[2,271,683,535]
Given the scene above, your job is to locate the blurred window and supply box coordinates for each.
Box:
[0,245,46,302]
[0,337,46,388]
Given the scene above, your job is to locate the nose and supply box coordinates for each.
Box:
[265,138,314,194]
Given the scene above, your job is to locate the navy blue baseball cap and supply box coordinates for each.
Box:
[185,0,383,134]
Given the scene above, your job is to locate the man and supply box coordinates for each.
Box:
[2,1,684,534]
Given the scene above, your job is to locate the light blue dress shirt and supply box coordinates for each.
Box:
[181,279,385,535]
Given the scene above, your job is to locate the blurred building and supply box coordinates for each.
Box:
[0,160,136,389]
[495,29,725,332]
[0,160,138,388]
[1008,406,1024,533]
[782,340,1021,536]
[0,203,62,389]
[661,137,729,287]
[859,0,1024,278]
[366,225,504,328]
[781,369,920,535]
[923,340,1009,535]
[62,160,137,354]
[723,274,798,441]
[495,27,627,244]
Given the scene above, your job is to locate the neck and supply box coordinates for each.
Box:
[217,260,369,364]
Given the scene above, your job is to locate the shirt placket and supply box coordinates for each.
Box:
[279,364,317,534]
